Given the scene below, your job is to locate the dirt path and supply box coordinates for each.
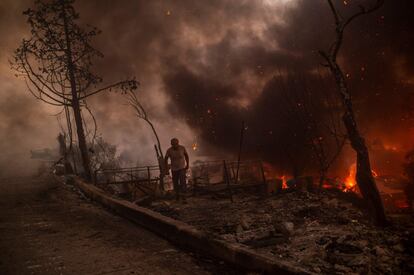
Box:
[0,175,237,275]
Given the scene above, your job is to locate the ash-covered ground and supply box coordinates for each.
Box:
[147,189,414,274]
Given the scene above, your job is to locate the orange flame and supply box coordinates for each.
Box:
[281,175,288,189]
[344,163,357,192]
[262,162,289,189]
[344,163,379,192]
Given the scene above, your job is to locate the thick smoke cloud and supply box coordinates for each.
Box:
[158,0,414,174]
[0,0,413,177]
[159,0,414,174]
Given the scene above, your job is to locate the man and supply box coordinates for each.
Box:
[165,138,189,201]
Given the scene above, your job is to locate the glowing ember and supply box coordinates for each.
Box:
[383,144,399,152]
[192,142,198,151]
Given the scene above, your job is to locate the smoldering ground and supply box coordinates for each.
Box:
[0,0,413,177]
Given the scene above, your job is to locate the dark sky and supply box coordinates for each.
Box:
[0,0,413,177]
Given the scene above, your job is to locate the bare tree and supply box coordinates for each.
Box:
[126,91,163,159]
[126,91,166,190]
[12,0,138,180]
[319,0,387,225]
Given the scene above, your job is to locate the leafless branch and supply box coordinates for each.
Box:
[78,79,138,100]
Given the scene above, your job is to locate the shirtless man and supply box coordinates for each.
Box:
[164,138,189,201]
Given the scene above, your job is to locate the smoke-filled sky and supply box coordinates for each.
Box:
[0,0,413,177]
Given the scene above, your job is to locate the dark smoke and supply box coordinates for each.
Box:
[0,0,413,176]
[160,0,414,174]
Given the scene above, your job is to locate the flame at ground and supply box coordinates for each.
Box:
[344,163,357,192]
[262,162,289,189]
[281,175,288,189]
[343,163,379,192]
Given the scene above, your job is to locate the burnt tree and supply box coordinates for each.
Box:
[319,0,387,225]
[126,91,163,159]
[126,91,166,190]
[12,0,138,180]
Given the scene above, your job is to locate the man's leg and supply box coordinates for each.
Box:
[179,169,187,193]
[172,170,180,200]
[178,169,187,202]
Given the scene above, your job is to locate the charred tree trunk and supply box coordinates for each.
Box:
[147,120,163,159]
[64,105,78,174]
[337,68,387,225]
[71,96,91,180]
[148,120,165,192]
[320,0,387,225]
[61,1,91,181]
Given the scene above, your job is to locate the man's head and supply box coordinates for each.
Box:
[171,138,179,149]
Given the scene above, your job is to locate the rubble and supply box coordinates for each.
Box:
[148,189,414,274]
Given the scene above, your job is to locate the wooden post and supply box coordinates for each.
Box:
[259,161,267,196]
[230,163,236,184]
[154,144,165,191]
[235,121,245,185]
